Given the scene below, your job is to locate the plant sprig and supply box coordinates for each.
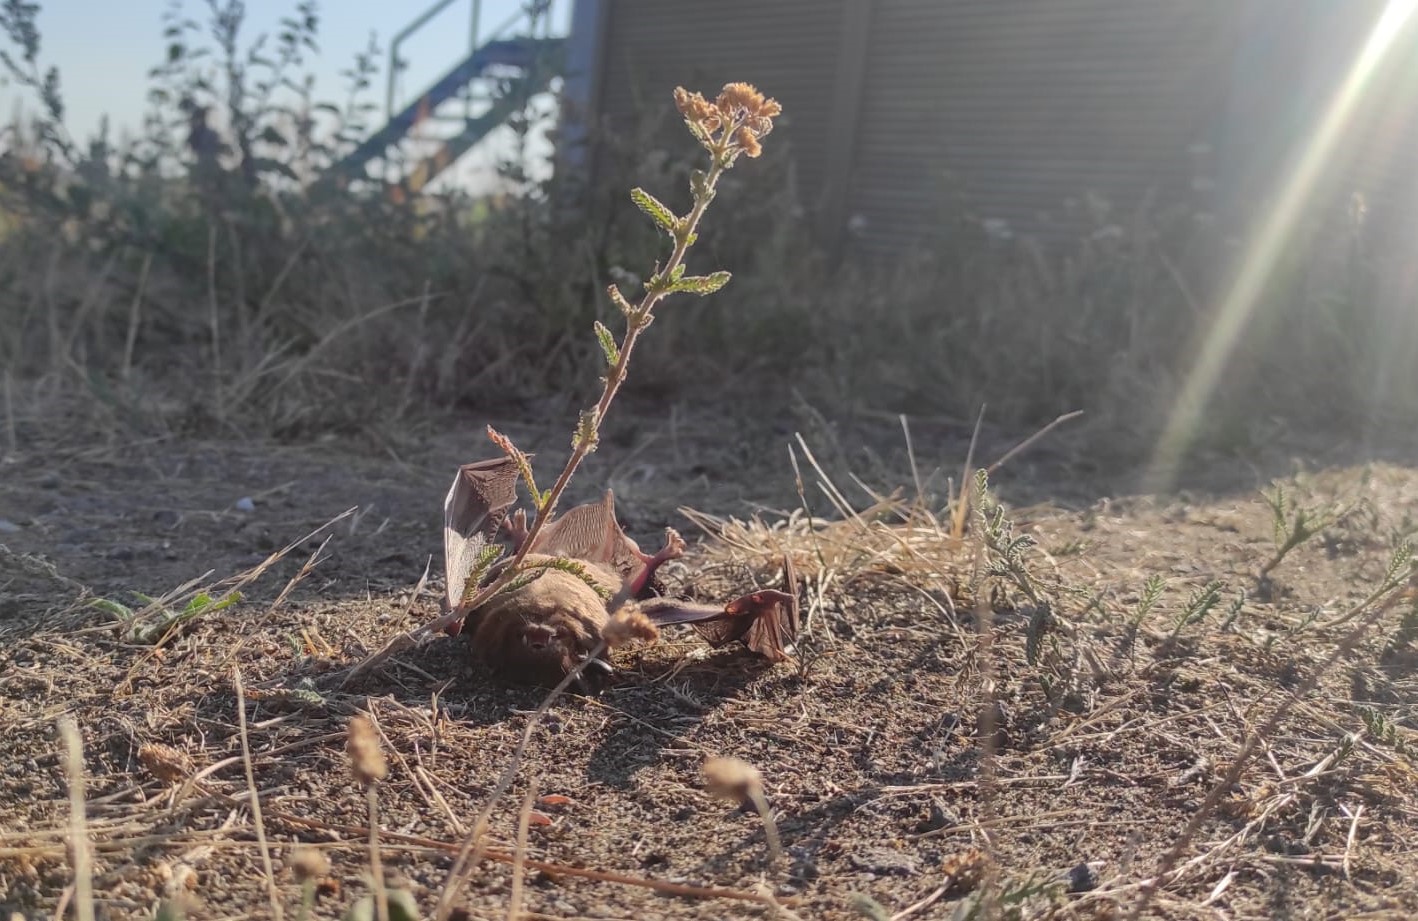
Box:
[345,83,781,680]
[451,84,782,624]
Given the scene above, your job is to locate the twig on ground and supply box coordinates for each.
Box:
[232,666,284,921]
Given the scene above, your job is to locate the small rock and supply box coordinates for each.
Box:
[0,519,20,533]
[234,497,256,513]
[1067,862,1100,892]
[848,846,921,877]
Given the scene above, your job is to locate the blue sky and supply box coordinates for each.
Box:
[10,0,571,184]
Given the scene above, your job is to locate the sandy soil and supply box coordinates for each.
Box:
[2,402,1416,920]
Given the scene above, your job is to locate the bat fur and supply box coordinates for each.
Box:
[443,457,799,692]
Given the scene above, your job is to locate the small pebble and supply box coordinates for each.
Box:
[234,497,256,513]
[1067,862,1100,892]
[0,519,20,533]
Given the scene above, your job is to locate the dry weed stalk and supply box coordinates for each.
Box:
[507,784,538,921]
[289,847,330,921]
[57,718,95,921]
[347,713,391,921]
[232,665,284,921]
[703,756,783,865]
[433,642,613,920]
[1126,544,1413,919]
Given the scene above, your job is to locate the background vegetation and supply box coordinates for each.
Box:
[3,0,1414,464]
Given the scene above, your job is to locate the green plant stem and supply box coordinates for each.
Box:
[344,113,751,686]
[456,149,731,615]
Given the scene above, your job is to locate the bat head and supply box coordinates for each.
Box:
[466,566,616,694]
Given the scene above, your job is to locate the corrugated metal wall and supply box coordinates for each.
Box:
[843,0,1237,249]
[592,0,845,209]
[581,0,1418,252]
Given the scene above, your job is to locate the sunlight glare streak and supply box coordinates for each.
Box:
[1147,0,1418,490]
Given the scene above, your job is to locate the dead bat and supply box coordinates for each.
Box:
[443,457,799,693]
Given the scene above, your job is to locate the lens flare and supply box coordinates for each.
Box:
[1146,0,1418,490]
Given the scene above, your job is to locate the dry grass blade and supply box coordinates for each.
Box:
[949,404,986,541]
[232,666,284,921]
[1126,580,1412,919]
[270,534,333,612]
[433,645,612,921]
[508,783,538,921]
[58,718,95,921]
[984,409,1084,476]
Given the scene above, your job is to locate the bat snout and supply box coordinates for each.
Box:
[521,622,559,651]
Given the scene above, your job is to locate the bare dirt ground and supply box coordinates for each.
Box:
[2,400,1417,920]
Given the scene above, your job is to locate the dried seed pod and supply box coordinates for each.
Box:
[346,714,387,786]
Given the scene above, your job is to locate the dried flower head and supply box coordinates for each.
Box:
[702,756,764,803]
[941,847,988,895]
[345,714,388,786]
[602,607,660,648]
[733,126,763,158]
[674,83,780,159]
[703,755,783,864]
[673,87,721,133]
[289,847,331,884]
[714,83,781,122]
[138,742,193,784]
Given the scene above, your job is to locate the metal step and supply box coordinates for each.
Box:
[331,36,562,182]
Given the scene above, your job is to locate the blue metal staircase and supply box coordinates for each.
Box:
[328,1,564,198]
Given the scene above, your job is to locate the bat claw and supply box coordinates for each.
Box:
[571,657,614,695]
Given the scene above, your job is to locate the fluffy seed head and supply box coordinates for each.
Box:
[703,756,764,803]
[602,607,660,648]
[289,847,330,884]
[345,714,387,786]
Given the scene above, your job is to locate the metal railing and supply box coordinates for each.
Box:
[385,0,556,123]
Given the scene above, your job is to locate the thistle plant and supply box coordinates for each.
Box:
[350,84,781,672]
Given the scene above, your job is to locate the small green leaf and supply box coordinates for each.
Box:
[90,598,134,621]
[667,271,731,295]
[575,408,600,453]
[689,169,710,199]
[629,187,677,235]
[593,320,620,367]
[607,284,635,316]
[463,543,505,604]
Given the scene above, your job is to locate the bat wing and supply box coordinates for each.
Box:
[530,489,648,580]
[692,588,800,662]
[444,457,521,614]
[642,559,801,663]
